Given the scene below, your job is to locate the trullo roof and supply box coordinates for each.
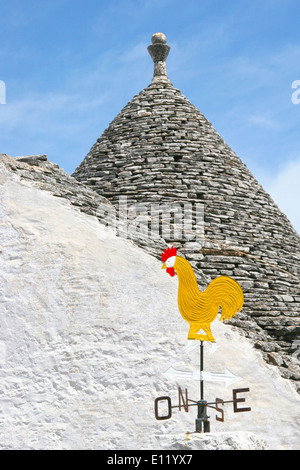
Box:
[72,33,300,391]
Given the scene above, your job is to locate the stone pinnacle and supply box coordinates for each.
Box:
[147,32,170,80]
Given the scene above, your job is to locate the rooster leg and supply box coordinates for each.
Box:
[202,326,216,343]
[188,323,216,342]
[188,323,210,341]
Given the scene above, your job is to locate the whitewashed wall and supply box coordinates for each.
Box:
[0,164,299,450]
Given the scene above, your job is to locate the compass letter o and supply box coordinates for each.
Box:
[154,396,172,420]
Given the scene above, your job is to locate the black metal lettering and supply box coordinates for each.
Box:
[178,387,189,412]
[232,388,251,413]
[215,398,224,422]
[154,396,172,420]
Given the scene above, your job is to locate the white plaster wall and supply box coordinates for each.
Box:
[0,164,299,450]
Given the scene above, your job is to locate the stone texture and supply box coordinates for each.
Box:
[1,162,300,450]
[6,153,108,217]
[162,432,269,450]
[1,33,299,449]
[1,153,167,262]
[72,51,300,391]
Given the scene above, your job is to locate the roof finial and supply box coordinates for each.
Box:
[147,33,170,81]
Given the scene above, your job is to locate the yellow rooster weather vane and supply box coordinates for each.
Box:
[161,246,244,342]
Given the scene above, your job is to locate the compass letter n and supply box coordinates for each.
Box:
[178,387,189,412]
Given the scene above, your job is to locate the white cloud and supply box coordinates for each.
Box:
[118,42,148,64]
[248,114,280,131]
[266,157,300,234]
[0,90,107,132]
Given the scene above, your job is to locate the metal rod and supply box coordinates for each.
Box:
[200,340,204,400]
[172,398,243,410]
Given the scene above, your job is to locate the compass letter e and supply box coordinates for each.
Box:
[233,388,251,413]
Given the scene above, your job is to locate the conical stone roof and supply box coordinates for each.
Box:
[72,33,300,390]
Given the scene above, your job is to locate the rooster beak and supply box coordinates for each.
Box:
[161,263,166,269]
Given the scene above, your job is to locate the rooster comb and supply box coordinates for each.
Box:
[161,246,177,262]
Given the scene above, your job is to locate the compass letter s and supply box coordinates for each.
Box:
[215,398,224,422]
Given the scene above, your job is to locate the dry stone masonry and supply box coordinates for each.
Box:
[72,34,300,391]
[2,161,299,449]
[2,33,300,450]
[0,153,166,258]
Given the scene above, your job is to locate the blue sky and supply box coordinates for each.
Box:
[1,0,300,233]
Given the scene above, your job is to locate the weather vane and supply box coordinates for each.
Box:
[161,246,244,342]
[155,246,251,433]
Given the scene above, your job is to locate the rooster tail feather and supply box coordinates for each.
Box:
[204,276,244,322]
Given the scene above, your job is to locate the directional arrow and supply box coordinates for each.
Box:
[182,342,219,356]
[206,343,220,356]
[163,366,242,387]
[200,368,242,387]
